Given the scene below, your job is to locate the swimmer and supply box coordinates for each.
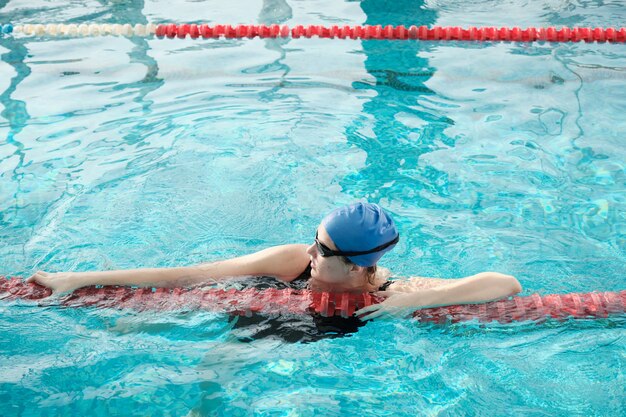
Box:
[26,202,522,320]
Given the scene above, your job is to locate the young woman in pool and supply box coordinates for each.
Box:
[26,202,522,320]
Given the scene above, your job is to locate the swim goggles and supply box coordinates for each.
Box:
[314,231,399,258]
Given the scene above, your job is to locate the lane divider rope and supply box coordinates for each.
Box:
[2,278,625,323]
[1,23,626,43]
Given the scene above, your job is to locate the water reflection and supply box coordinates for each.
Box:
[0,0,167,275]
[342,0,444,207]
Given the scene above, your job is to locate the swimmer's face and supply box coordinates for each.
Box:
[306,225,360,289]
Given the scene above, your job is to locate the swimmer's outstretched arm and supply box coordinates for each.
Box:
[26,244,310,295]
[357,272,523,320]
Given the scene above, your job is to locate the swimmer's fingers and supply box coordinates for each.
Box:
[356,293,418,321]
[355,306,384,321]
[25,270,50,284]
[25,271,76,295]
[356,291,396,320]
[355,304,399,321]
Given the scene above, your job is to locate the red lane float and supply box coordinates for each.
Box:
[153,24,626,43]
[1,278,625,323]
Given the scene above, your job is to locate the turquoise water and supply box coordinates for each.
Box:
[1,0,625,415]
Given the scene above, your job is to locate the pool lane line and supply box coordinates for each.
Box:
[2,24,626,43]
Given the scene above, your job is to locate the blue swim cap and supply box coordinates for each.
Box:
[321,202,399,267]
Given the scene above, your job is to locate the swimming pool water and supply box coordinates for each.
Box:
[1,0,625,415]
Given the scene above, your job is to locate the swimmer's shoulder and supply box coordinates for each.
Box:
[256,244,310,282]
[205,244,309,282]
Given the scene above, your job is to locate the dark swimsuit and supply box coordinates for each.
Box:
[229,263,392,343]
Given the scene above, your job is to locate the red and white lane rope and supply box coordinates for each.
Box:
[5,23,626,43]
[2,278,625,323]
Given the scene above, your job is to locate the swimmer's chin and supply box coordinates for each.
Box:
[306,276,324,290]
[307,277,336,292]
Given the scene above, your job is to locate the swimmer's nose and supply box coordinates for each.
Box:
[306,242,317,258]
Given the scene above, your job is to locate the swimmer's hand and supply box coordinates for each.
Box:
[355,291,422,321]
[25,271,82,295]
